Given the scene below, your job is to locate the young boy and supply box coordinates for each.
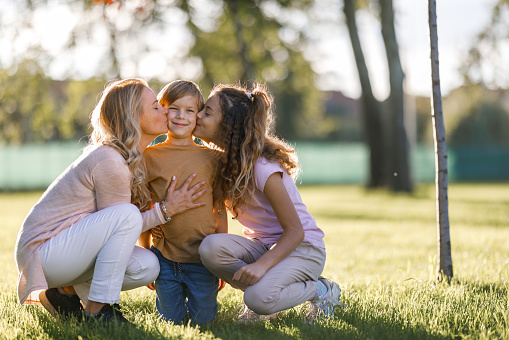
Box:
[139,80,227,325]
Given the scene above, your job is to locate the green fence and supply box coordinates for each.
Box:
[1,142,508,190]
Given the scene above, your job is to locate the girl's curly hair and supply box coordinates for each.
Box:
[210,83,300,217]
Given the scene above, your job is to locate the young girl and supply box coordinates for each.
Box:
[139,80,227,325]
[195,83,344,321]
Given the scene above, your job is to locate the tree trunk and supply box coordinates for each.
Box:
[380,0,412,192]
[343,0,387,188]
[428,0,453,279]
[226,0,254,83]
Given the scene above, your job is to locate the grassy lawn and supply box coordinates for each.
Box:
[0,183,508,339]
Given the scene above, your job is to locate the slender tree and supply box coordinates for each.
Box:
[428,0,453,279]
[343,0,387,188]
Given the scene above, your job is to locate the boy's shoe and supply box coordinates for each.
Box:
[83,303,130,324]
[236,303,278,323]
[39,288,83,321]
[305,277,346,321]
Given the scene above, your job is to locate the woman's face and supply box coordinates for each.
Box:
[194,94,222,144]
[139,87,168,140]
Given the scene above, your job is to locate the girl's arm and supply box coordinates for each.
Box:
[232,172,304,287]
[214,199,228,234]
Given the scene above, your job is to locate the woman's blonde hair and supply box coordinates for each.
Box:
[210,83,300,217]
[88,78,152,211]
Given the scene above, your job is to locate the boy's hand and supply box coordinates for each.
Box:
[152,225,164,239]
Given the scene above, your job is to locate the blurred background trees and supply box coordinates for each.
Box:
[1,0,508,188]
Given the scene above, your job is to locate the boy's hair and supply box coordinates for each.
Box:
[210,83,300,217]
[157,80,204,111]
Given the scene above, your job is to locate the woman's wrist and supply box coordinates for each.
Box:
[159,201,171,222]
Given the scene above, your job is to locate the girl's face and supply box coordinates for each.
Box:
[194,94,223,144]
[164,95,198,143]
[139,87,168,140]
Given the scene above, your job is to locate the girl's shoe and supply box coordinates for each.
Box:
[83,303,130,324]
[39,288,83,321]
[304,277,346,321]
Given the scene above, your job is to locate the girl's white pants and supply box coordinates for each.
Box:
[39,203,159,305]
[199,233,326,315]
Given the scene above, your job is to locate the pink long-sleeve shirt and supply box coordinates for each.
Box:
[14,144,165,304]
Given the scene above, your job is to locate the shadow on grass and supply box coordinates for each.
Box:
[335,307,449,340]
[202,307,449,340]
[33,307,169,340]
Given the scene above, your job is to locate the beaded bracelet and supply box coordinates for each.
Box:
[159,201,171,222]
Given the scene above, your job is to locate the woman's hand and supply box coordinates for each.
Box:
[163,173,206,217]
[232,262,269,287]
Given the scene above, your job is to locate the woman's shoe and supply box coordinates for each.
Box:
[39,288,83,321]
[83,303,130,324]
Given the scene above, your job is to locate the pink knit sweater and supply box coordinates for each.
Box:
[14,145,165,304]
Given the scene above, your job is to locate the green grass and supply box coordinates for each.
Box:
[1,183,508,339]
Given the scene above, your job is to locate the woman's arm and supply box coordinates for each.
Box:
[142,174,208,232]
[214,200,228,234]
[232,172,304,287]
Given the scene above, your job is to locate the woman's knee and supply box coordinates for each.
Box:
[125,248,160,285]
[116,203,143,233]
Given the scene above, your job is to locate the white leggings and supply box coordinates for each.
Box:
[199,234,326,315]
[39,203,159,305]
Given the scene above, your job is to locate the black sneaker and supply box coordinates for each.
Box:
[83,303,130,324]
[39,288,83,321]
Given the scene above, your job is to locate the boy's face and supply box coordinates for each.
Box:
[163,95,198,140]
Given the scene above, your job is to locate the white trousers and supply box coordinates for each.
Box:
[39,203,159,305]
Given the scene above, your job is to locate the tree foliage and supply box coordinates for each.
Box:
[0,60,105,144]
[4,0,327,142]
[461,0,509,89]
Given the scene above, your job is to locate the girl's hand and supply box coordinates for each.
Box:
[163,174,206,217]
[151,225,164,239]
[232,262,269,286]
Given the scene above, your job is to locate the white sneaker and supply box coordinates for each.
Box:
[236,303,278,323]
[306,277,346,319]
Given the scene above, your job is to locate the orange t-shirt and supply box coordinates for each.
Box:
[144,141,218,263]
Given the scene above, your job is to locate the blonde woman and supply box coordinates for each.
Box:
[195,83,345,322]
[15,78,207,323]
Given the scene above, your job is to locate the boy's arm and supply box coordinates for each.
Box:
[138,230,152,249]
[213,200,228,233]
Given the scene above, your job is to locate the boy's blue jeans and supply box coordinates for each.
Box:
[151,247,218,324]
